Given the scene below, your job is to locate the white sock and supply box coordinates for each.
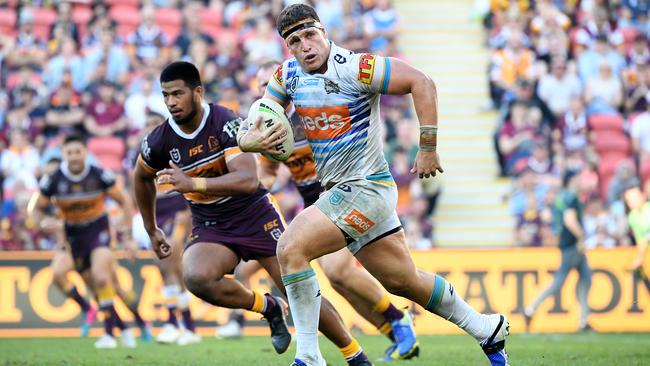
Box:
[282,268,323,364]
[426,274,492,341]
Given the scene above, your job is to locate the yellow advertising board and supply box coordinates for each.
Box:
[0,247,648,337]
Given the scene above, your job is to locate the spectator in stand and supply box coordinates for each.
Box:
[216,78,241,115]
[5,86,46,146]
[385,119,418,165]
[214,33,243,83]
[363,0,400,53]
[516,193,545,247]
[553,97,589,154]
[390,148,417,216]
[624,64,649,114]
[127,5,170,70]
[498,102,543,174]
[173,2,215,59]
[583,197,617,249]
[49,2,80,48]
[82,5,112,50]
[510,168,551,222]
[537,58,582,118]
[315,0,345,40]
[5,8,48,71]
[1,128,40,198]
[608,159,640,206]
[44,37,84,92]
[577,34,626,82]
[631,93,650,161]
[339,14,368,52]
[84,81,128,138]
[529,2,571,65]
[489,30,535,108]
[83,27,130,86]
[125,77,168,133]
[44,72,84,139]
[584,61,624,114]
[243,17,284,67]
[627,34,650,67]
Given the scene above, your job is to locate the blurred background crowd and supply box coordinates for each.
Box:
[0,0,440,250]
[485,0,650,248]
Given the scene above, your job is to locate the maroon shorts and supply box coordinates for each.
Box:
[186,194,285,261]
[156,193,188,237]
[64,215,111,273]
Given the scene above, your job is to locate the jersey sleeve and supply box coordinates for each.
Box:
[137,130,167,174]
[98,168,117,191]
[265,63,289,104]
[350,52,391,94]
[38,174,55,198]
[219,107,245,163]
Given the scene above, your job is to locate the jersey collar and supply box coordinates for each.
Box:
[168,102,210,140]
[60,161,90,182]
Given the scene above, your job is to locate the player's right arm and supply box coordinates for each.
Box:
[237,64,290,153]
[133,159,170,259]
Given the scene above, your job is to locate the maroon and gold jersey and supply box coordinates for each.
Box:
[137,102,268,224]
[39,162,118,225]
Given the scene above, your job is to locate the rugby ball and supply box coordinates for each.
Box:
[247,98,294,161]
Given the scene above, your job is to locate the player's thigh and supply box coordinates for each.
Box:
[317,247,357,283]
[234,260,263,282]
[89,246,115,287]
[51,249,73,279]
[355,229,420,295]
[277,205,347,263]
[182,242,240,283]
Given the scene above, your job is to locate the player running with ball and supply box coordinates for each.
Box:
[238,4,510,366]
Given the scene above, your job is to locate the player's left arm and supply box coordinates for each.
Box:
[382,58,443,179]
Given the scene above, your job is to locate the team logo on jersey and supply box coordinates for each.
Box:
[273,64,283,84]
[57,181,68,193]
[324,80,340,94]
[344,209,375,234]
[208,136,220,152]
[358,53,376,85]
[334,54,347,64]
[72,184,82,193]
[170,148,181,164]
[288,77,299,94]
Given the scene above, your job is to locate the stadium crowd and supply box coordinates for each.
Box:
[486,0,650,247]
[0,0,439,250]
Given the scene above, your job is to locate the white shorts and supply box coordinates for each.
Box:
[314,172,402,254]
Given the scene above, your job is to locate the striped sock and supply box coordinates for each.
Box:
[378,321,395,342]
[282,268,323,363]
[425,274,491,341]
[97,285,117,336]
[66,285,91,313]
[178,292,195,332]
[340,338,364,361]
[162,285,180,326]
[373,292,404,323]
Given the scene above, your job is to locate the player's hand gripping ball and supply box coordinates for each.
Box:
[243,98,294,161]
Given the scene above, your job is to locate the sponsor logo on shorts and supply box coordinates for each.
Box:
[344,209,375,234]
[329,191,344,205]
[358,53,376,85]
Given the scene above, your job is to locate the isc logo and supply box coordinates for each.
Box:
[301,112,346,131]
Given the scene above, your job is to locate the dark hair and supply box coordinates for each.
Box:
[63,133,86,145]
[277,4,320,36]
[259,59,282,71]
[160,61,202,89]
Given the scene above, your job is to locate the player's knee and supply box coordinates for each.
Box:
[276,234,304,269]
[93,273,110,289]
[381,273,415,298]
[183,267,210,298]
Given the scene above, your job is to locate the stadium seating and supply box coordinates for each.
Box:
[88,136,126,173]
[588,113,625,133]
[0,8,16,37]
[155,8,182,40]
[109,5,141,40]
[31,8,57,41]
[593,131,632,156]
[598,154,633,199]
[199,7,223,39]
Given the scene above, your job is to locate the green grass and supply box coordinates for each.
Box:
[1,333,650,365]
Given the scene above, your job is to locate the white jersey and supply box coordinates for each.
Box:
[266,42,392,186]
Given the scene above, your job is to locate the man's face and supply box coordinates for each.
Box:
[284,21,330,73]
[256,66,275,97]
[62,141,87,174]
[162,80,200,125]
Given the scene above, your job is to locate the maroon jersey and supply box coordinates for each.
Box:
[137,102,268,224]
[39,162,118,225]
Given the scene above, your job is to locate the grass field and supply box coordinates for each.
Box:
[1,333,650,365]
